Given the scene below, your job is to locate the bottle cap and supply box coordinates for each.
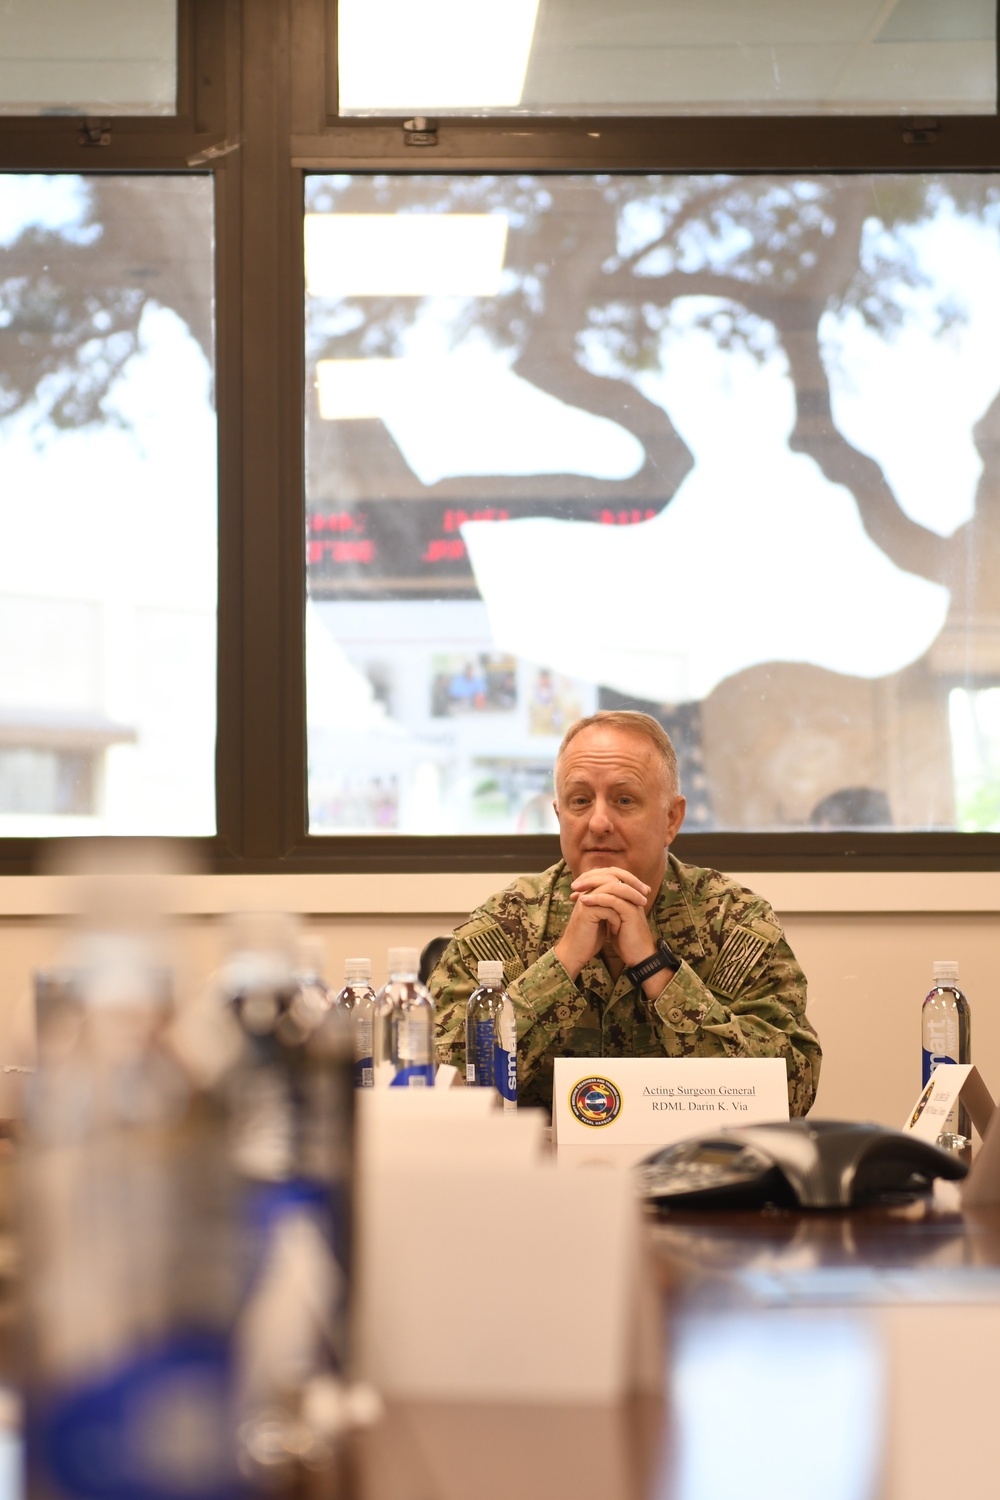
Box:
[296,935,326,978]
[226,910,297,964]
[933,960,959,985]
[477,960,505,986]
[344,957,371,984]
[388,946,419,977]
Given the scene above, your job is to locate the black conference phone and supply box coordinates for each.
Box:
[638,1119,967,1210]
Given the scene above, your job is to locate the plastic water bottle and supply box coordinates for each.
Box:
[495,985,518,1114]
[222,915,355,1480]
[371,959,396,1089]
[335,958,377,1088]
[466,960,501,1090]
[466,960,517,1111]
[291,934,335,1032]
[24,934,242,1500]
[922,960,971,1150]
[377,947,435,1088]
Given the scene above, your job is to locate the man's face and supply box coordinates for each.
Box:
[553,725,686,892]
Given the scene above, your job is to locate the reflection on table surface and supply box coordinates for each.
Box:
[650,1192,1000,1289]
[2,1196,997,1499]
[348,1396,663,1500]
[346,1199,1000,1500]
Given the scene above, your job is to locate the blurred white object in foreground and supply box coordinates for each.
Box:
[353,1088,660,1403]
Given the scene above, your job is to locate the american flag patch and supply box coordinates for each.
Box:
[460,920,526,981]
[709,925,770,999]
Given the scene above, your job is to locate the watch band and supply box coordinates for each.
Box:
[625,939,680,987]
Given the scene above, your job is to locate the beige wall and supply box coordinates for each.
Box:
[781,910,995,1124]
[0,872,996,1128]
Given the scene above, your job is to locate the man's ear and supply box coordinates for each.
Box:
[664,795,686,846]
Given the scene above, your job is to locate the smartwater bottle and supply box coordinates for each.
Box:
[335,958,377,1088]
[466,960,502,1090]
[378,946,435,1088]
[495,983,518,1113]
[922,959,971,1150]
[465,960,517,1111]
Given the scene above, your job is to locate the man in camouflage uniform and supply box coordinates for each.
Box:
[430,711,820,1115]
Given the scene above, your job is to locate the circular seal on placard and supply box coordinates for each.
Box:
[569,1075,623,1128]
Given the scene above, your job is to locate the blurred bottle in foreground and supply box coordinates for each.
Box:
[921,960,972,1152]
[334,958,377,1088]
[222,913,355,1487]
[24,930,242,1500]
[466,962,517,1111]
[291,935,334,1033]
[374,948,435,1088]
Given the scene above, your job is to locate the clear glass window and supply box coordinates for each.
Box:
[0,0,176,117]
[304,172,1000,835]
[337,0,996,117]
[0,175,216,836]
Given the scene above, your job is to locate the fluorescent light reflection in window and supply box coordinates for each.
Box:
[304,214,509,298]
[315,354,643,484]
[337,0,994,117]
[337,0,540,113]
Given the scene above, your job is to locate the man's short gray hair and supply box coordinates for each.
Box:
[556,711,681,799]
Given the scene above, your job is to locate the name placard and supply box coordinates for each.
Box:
[901,1064,1000,1210]
[902,1064,995,1145]
[552,1056,789,1156]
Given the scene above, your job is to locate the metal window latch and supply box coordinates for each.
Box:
[79,117,111,147]
[903,119,939,145]
[403,117,438,147]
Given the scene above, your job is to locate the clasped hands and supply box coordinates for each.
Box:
[553,866,658,981]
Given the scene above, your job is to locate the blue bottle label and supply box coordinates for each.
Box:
[494,1042,517,1105]
[243,1178,350,1371]
[354,1055,374,1088]
[471,1019,496,1087]
[390,1062,435,1086]
[922,1049,958,1087]
[30,1332,238,1500]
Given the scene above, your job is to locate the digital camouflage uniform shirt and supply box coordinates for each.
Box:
[429,854,820,1116]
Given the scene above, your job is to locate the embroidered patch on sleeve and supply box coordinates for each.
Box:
[709,924,770,1000]
[458,918,527,982]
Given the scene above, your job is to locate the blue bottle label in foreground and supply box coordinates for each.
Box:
[30,1332,236,1500]
[495,1043,517,1105]
[390,1062,435,1086]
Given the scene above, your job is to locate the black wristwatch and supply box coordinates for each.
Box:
[625,938,680,987]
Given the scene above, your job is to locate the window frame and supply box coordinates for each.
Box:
[1,0,1000,874]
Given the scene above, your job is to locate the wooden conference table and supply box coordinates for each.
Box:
[2,1155,996,1500]
[344,1192,1000,1500]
